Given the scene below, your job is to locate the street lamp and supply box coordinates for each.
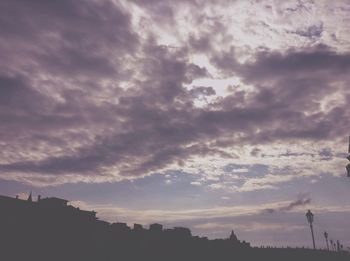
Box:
[330,239,334,251]
[306,209,316,249]
[324,231,329,251]
[347,135,350,177]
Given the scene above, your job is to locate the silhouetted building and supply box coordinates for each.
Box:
[149,223,163,232]
[112,222,130,232]
[133,223,144,231]
[39,197,69,207]
[172,227,192,238]
[1,194,349,261]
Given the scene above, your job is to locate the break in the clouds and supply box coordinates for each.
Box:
[0,0,350,247]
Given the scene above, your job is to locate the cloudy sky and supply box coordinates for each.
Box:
[1,0,350,247]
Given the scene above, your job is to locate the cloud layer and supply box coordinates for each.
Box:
[0,0,349,190]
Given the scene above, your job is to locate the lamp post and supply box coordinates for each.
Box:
[324,231,329,251]
[347,135,350,177]
[306,209,316,249]
[337,240,340,252]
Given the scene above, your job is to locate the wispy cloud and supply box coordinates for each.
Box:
[69,198,350,225]
[194,222,305,233]
[264,195,311,213]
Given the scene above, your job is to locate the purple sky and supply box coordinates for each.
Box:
[0,0,350,248]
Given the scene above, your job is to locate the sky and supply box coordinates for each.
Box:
[0,0,350,248]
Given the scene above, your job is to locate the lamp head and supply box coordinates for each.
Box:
[306,209,314,223]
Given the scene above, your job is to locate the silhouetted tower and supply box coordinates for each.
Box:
[324,231,329,251]
[306,210,316,249]
[229,230,238,242]
[27,192,32,202]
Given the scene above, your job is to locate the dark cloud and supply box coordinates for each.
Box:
[264,196,311,214]
[211,45,350,142]
[0,0,137,78]
[0,74,47,113]
[188,35,212,52]
[213,45,350,80]
[0,74,84,141]
[293,23,324,39]
[319,148,333,161]
[189,86,216,98]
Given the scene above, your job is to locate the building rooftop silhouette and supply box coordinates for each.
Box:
[0,194,349,261]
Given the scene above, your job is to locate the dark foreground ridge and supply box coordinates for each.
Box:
[0,194,349,261]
